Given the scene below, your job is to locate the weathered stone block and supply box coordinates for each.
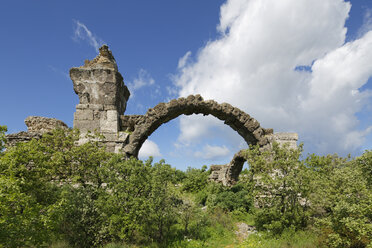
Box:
[25,116,68,133]
[104,105,117,110]
[253,127,264,140]
[74,109,94,121]
[258,137,269,146]
[100,120,118,133]
[101,132,118,141]
[118,132,129,142]
[88,104,104,111]
[114,143,125,153]
[104,142,116,153]
[106,110,118,122]
[100,110,118,133]
[73,119,100,132]
[76,104,89,110]
[244,119,259,132]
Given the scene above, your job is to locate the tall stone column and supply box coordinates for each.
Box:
[70,45,130,152]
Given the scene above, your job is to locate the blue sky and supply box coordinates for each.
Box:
[1,0,371,170]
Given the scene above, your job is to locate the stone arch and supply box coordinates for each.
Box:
[209,150,247,186]
[123,94,272,157]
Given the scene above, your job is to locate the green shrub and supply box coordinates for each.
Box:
[181,167,209,193]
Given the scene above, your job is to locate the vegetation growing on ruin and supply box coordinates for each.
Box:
[0,127,371,248]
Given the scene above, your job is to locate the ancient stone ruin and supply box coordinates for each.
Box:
[209,133,298,186]
[70,45,130,153]
[6,116,68,147]
[6,45,298,185]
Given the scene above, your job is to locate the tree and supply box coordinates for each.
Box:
[145,160,180,243]
[96,157,182,245]
[244,143,310,234]
[306,152,372,248]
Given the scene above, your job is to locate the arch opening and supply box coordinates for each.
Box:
[138,114,249,169]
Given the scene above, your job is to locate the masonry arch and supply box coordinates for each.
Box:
[123,94,271,159]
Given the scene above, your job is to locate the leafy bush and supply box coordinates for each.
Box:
[206,186,253,212]
[181,166,209,193]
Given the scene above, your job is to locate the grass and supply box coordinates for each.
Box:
[239,229,318,248]
[49,230,319,248]
[49,212,319,248]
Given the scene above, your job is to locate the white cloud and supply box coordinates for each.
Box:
[173,0,372,156]
[194,144,230,160]
[178,115,220,145]
[138,140,162,159]
[178,51,192,69]
[343,126,372,151]
[72,20,103,52]
[358,8,372,37]
[128,69,155,94]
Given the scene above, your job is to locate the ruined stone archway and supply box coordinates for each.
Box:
[6,45,298,186]
[122,94,272,158]
[66,45,297,185]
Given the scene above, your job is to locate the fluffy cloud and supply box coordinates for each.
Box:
[174,0,372,156]
[127,68,160,102]
[194,144,230,160]
[178,115,220,145]
[178,51,192,69]
[138,139,162,159]
[128,68,155,91]
[72,20,103,52]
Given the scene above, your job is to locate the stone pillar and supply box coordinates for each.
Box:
[70,45,130,152]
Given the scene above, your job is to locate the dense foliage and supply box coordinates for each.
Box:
[245,144,372,247]
[305,153,372,247]
[0,129,183,247]
[0,126,371,248]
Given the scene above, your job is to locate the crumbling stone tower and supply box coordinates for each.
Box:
[70,45,130,152]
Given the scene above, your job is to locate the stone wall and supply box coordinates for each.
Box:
[6,116,68,147]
